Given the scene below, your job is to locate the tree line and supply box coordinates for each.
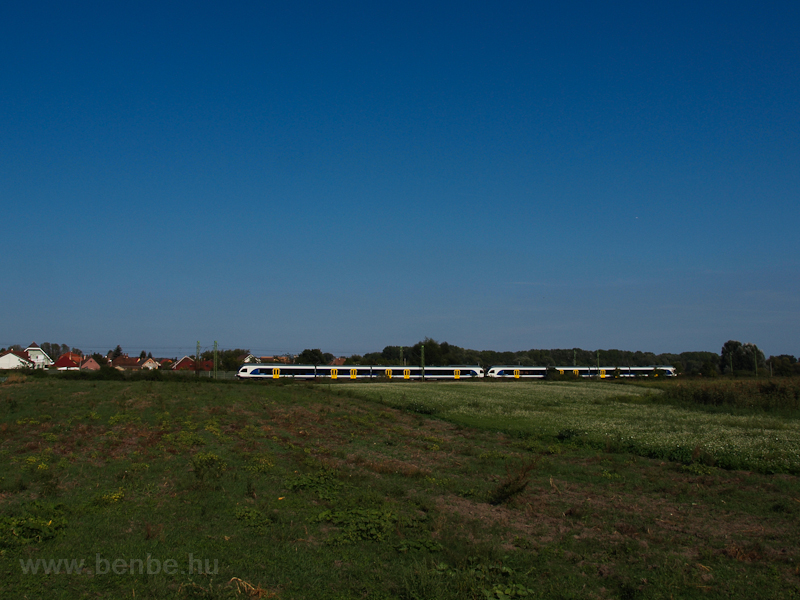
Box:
[4,339,798,377]
[338,338,798,376]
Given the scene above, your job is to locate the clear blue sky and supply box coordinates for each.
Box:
[2,1,798,359]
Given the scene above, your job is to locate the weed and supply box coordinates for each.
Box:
[286,469,342,500]
[679,463,716,476]
[165,431,206,448]
[487,460,538,505]
[39,471,60,497]
[395,539,444,553]
[3,373,27,385]
[144,521,164,540]
[234,506,272,533]
[191,452,227,481]
[556,428,580,441]
[600,469,622,480]
[314,508,398,545]
[108,413,141,426]
[479,450,509,461]
[483,582,536,598]
[0,506,67,547]
[244,454,274,474]
[94,487,125,505]
[407,401,437,415]
[245,479,257,498]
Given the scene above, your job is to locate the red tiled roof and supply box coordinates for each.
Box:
[112,356,141,369]
[54,355,80,369]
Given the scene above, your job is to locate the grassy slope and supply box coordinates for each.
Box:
[0,378,798,599]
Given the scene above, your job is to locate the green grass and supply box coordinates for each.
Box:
[339,380,800,473]
[0,377,799,599]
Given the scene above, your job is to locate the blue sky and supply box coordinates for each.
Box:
[2,1,798,359]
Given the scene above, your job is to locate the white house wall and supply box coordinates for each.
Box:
[0,354,33,369]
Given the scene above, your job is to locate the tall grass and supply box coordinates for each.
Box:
[659,379,800,411]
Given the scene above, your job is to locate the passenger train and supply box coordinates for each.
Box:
[486,365,676,378]
[236,363,675,380]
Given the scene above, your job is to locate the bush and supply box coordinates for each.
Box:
[662,380,800,411]
[487,460,538,505]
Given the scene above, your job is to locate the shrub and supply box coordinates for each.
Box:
[487,460,538,505]
[191,452,227,481]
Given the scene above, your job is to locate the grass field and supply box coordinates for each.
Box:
[1,376,799,599]
[339,380,800,474]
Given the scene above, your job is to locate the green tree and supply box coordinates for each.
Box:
[407,338,443,366]
[345,355,363,365]
[296,349,327,365]
[720,340,765,374]
[362,352,386,365]
[767,355,798,377]
[381,346,403,362]
[199,348,253,371]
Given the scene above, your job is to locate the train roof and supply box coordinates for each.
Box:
[489,365,675,369]
[242,363,482,368]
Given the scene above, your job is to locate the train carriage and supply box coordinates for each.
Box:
[486,365,676,378]
[236,364,317,379]
[486,366,548,379]
[422,366,484,380]
[236,364,485,380]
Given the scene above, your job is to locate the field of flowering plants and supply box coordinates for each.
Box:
[340,380,800,474]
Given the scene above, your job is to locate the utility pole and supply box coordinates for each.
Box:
[421,344,425,381]
[196,341,201,377]
[213,340,218,380]
[573,349,576,367]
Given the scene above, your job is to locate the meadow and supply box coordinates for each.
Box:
[339,379,800,474]
[1,375,799,599]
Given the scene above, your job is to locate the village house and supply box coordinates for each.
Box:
[138,357,159,370]
[172,357,214,371]
[0,349,34,370]
[112,355,141,370]
[24,343,53,369]
[53,352,82,370]
[260,356,292,364]
[80,357,101,371]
